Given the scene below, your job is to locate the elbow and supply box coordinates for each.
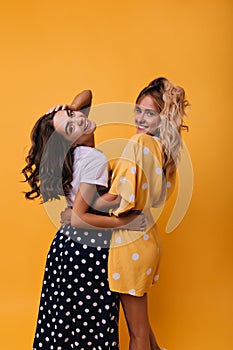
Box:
[85,89,92,98]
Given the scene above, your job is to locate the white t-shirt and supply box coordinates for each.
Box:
[66,146,108,207]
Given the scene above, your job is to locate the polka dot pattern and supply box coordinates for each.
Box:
[33,228,119,349]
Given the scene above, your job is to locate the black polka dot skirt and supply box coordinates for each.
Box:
[32,226,119,350]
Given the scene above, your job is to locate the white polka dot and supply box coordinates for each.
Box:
[75,250,80,256]
[129,194,135,202]
[97,232,102,237]
[142,182,148,190]
[131,166,136,174]
[89,253,94,258]
[115,236,122,244]
[91,239,95,243]
[144,147,149,154]
[147,268,152,275]
[120,176,126,183]
[154,274,159,281]
[84,231,88,236]
[81,259,86,264]
[132,253,139,260]
[113,273,120,280]
[155,167,162,175]
[143,234,149,240]
[166,181,172,188]
[83,244,88,249]
[129,289,136,295]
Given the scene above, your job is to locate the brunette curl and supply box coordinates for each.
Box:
[21,111,74,202]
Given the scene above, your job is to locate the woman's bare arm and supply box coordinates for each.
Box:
[68,183,145,230]
[91,192,121,214]
[46,90,92,116]
[70,90,92,116]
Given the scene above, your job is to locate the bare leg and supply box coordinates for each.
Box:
[120,293,151,350]
[149,324,161,350]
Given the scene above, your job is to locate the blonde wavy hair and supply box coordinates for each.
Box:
[136,77,190,175]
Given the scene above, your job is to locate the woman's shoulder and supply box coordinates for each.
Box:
[87,147,107,161]
[73,146,107,160]
[130,133,161,147]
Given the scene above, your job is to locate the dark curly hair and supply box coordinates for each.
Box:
[22,110,74,202]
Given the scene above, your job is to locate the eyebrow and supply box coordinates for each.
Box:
[65,110,71,135]
[137,106,158,113]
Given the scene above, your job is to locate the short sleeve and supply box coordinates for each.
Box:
[109,134,166,216]
[80,148,108,187]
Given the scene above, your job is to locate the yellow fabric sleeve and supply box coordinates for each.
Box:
[109,134,165,216]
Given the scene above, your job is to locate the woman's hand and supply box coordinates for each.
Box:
[46,104,76,115]
[60,208,72,225]
[120,212,146,231]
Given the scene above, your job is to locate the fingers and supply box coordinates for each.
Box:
[46,104,67,115]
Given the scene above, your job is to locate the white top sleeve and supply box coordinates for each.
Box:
[66,147,108,207]
[80,148,108,187]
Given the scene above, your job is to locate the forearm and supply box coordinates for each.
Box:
[92,193,120,213]
[70,90,92,115]
[71,210,127,230]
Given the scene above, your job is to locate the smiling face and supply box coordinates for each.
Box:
[134,95,161,135]
[53,109,96,146]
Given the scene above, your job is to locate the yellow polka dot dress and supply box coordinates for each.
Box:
[108,134,175,296]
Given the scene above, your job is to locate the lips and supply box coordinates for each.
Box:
[137,125,148,130]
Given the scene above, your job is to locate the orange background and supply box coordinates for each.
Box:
[0,1,232,349]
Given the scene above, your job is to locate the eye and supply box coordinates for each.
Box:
[146,110,156,117]
[68,123,74,134]
[134,106,141,114]
[70,111,74,117]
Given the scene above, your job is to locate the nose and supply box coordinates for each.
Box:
[72,112,86,125]
[137,110,146,123]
